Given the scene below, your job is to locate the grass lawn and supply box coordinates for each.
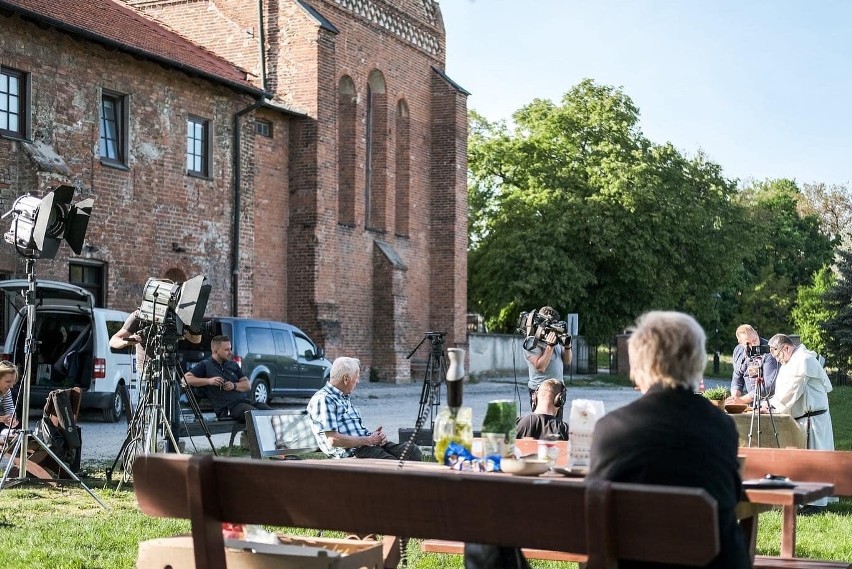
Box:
[1,383,852,568]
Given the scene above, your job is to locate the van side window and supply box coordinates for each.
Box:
[107,320,131,354]
[246,327,274,354]
[294,334,315,359]
[273,330,295,358]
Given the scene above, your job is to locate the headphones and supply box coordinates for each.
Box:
[532,380,566,411]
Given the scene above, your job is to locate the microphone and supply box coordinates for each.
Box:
[445,348,465,410]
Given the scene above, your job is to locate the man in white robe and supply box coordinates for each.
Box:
[767,333,834,512]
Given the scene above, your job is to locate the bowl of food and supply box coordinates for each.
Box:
[500,458,550,476]
[725,404,748,414]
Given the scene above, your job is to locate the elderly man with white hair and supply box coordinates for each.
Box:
[307,356,421,461]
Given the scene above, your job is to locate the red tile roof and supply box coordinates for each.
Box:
[0,0,265,96]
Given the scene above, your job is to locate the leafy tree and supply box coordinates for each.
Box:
[800,182,852,242]
[791,266,834,355]
[822,249,852,370]
[729,179,835,336]
[468,80,748,343]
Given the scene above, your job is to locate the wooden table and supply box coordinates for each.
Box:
[315,458,793,563]
[743,481,835,558]
[728,412,807,448]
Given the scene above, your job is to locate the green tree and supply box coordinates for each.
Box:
[822,249,852,371]
[791,266,834,355]
[730,179,835,336]
[468,80,748,342]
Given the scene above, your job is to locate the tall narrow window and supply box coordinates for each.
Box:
[365,70,387,231]
[69,261,106,307]
[187,116,210,177]
[0,67,28,139]
[100,91,127,165]
[395,99,410,236]
[338,76,357,226]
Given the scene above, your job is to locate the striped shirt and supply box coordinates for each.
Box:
[1,390,14,422]
[306,382,371,458]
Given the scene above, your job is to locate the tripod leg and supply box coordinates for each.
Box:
[0,431,24,488]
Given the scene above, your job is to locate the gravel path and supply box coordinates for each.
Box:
[74,375,726,464]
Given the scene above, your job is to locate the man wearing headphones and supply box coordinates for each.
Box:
[524,306,572,420]
[515,378,569,440]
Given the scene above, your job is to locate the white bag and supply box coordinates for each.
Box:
[568,399,605,472]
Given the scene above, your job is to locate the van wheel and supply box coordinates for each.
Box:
[252,379,269,405]
[102,388,124,422]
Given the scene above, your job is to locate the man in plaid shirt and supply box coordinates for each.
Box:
[307,357,421,461]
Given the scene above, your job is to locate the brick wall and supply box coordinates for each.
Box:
[0,11,258,316]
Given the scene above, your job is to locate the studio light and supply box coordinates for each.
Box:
[2,185,93,259]
[138,274,211,332]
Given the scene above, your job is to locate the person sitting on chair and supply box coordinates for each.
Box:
[307,357,421,461]
[515,378,568,440]
[184,335,271,422]
[0,361,19,429]
[588,311,749,569]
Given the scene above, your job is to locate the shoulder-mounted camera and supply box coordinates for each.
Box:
[517,308,571,351]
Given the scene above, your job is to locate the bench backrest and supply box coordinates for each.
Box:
[740,447,852,495]
[133,454,720,569]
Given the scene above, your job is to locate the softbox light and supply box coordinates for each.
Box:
[3,185,93,259]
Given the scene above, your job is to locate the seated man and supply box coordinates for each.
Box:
[588,311,749,569]
[307,356,421,461]
[515,378,568,440]
[184,335,271,422]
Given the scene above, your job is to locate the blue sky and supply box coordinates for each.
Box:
[438,0,852,186]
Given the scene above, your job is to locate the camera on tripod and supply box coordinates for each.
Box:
[517,308,571,351]
[746,344,772,358]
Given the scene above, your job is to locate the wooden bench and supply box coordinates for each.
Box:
[740,447,852,568]
[133,454,724,569]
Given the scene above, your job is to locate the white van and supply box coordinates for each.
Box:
[0,280,134,422]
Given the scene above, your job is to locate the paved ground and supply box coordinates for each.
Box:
[73,373,727,464]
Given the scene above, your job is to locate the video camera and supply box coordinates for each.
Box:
[746,343,772,358]
[517,308,571,351]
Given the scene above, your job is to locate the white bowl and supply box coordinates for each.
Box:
[501,458,550,476]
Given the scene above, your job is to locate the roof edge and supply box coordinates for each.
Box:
[432,66,470,96]
[0,1,270,98]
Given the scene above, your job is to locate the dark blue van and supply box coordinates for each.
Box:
[178,317,331,404]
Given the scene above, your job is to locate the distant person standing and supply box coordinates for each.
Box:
[727,324,778,406]
[523,306,572,420]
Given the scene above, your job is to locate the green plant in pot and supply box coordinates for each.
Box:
[702,386,730,407]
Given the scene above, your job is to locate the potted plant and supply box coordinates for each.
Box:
[702,386,730,407]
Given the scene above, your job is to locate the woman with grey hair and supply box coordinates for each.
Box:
[588,311,749,569]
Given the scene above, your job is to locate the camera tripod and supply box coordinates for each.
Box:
[747,361,780,448]
[0,259,107,507]
[397,331,448,467]
[105,317,214,486]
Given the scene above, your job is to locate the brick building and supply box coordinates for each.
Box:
[0,0,467,383]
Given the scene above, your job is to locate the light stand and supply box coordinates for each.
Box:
[0,185,104,507]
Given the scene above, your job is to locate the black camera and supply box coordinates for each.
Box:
[517,308,571,350]
[746,344,772,358]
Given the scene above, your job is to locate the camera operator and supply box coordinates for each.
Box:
[109,308,201,370]
[523,306,572,421]
[726,324,778,406]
